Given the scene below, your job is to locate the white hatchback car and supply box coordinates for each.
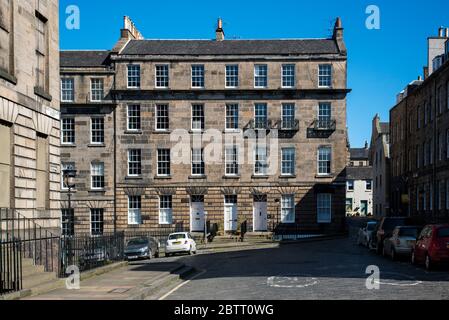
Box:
[165,232,197,257]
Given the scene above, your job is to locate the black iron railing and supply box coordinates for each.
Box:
[0,238,22,295]
[313,119,336,131]
[59,232,125,276]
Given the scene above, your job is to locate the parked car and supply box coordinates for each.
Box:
[374,217,411,254]
[357,221,378,247]
[382,226,421,260]
[411,224,449,270]
[124,237,160,261]
[165,232,197,257]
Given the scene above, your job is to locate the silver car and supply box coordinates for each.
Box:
[124,237,160,261]
[383,226,420,260]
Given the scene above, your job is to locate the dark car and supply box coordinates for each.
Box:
[124,237,160,261]
[412,224,449,270]
[374,217,411,254]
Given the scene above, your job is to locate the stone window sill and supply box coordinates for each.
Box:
[252,175,269,179]
[125,130,143,135]
[154,175,172,180]
[125,176,143,180]
[223,175,241,179]
[34,86,52,102]
[0,69,17,85]
[189,175,207,179]
[88,144,106,148]
[280,175,296,179]
[61,144,77,148]
[315,174,334,179]
[152,130,171,134]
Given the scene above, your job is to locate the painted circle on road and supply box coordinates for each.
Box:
[375,272,422,287]
[267,275,319,288]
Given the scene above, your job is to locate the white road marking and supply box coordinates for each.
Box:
[267,276,319,288]
[158,269,207,300]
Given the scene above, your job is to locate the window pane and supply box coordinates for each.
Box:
[128,149,142,176]
[318,64,332,87]
[61,78,74,102]
[127,105,141,130]
[91,162,104,189]
[226,65,239,87]
[254,65,267,87]
[61,118,75,144]
[90,78,104,101]
[128,196,142,225]
[191,65,205,87]
[191,149,205,175]
[254,103,267,129]
[158,149,171,176]
[226,104,239,129]
[281,148,295,175]
[281,195,295,223]
[282,104,295,129]
[225,146,239,175]
[192,104,204,130]
[127,65,141,88]
[91,118,104,144]
[90,208,104,235]
[156,65,169,88]
[318,147,331,175]
[282,65,295,87]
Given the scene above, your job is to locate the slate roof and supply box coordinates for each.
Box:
[346,166,373,180]
[349,148,369,160]
[60,51,110,67]
[120,39,340,56]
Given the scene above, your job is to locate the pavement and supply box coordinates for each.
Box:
[24,261,191,300]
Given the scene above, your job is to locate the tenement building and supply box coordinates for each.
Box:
[346,144,373,217]
[60,16,350,235]
[0,0,60,230]
[370,115,390,217]
[390,27,449,223]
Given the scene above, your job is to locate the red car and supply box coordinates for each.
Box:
[411,224,449,270]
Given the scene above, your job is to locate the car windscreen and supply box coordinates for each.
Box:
[383,219,406,231]
[169,234,186,240]
[437,227,449,238]
[127,239,148,246]
[399,228,418,238]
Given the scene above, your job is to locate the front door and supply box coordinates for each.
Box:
[224,204,238,231]
[253,200,268,232]
[190,196,205,232]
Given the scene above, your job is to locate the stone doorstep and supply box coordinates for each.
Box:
[125,263,196,300]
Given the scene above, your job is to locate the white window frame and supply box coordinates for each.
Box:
[254,64,268,88]
[225,104,239,131]
[281,64,295,88]
[191,104,205,131]
[281,194,295,224]
[281,104,295,129]
[90,208,104,236]
[317,146,332,176]
[127,149,142,177]
[254,103,268,129]
[191,65,205,88]
[225,145,239,176]
[155,104,169,131]
[127,104,141,131]
[61,78,74,102]
[90,117,105,144]
[128,195,142,225]
[155,64,169,88]
[225,65,239,88]
[347,180,354,191]
[281,148,295,176]
[254,145,268,176]
[318,64,332,88]
[127,64,141,88]
[317,193,332,223]
[157,149,171,176]
[90,162,105,190]
[191,148,205,176]
[90,78,104,102]
[159,195,173,225]
[61,117,75,145]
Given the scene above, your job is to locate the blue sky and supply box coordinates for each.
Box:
[59,0,449,147]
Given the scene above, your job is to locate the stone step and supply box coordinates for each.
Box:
[22,272,57,289]
[22,263,45,277]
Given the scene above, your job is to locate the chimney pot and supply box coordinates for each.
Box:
[446,28,449,38]
[439,27,444,37]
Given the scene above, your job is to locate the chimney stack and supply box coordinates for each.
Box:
[332,17,346,55]
[438,27,444,37]
[121,16,144,40]
[446,28,449,38]
[215,18,225,41]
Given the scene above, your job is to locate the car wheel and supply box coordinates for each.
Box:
[148,249,153,260]
[189,246,193,255]
[425,254,433,271]
[155,250,159,258]
[165,252,171,257]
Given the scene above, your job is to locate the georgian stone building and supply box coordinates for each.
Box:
[0,0,60,230]
[390,28,449,223]
[60,16,350,235]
